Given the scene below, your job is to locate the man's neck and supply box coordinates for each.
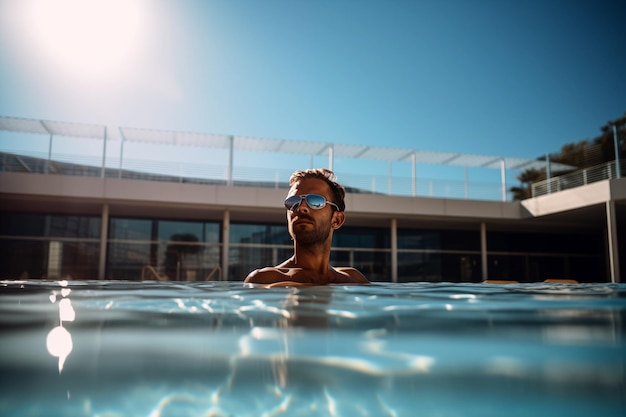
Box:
[290,242,332,274]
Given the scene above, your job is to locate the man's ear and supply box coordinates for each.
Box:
[331,211,345,230]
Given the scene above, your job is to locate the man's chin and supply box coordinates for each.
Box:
[293,231,330,245]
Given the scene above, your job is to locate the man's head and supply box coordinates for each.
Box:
[285,168,346,244]
[288,168,346,212]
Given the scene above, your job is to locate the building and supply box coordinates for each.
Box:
[0,116,623,283]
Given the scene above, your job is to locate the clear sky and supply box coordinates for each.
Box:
[0,0,624,162]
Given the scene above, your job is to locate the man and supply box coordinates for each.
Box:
[244,168,369,287]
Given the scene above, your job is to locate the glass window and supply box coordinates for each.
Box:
[568,256,604,283]
[333,226,390,249]
[440,230,480,251]
[107,218,221,281]
[107,242,152,280]
[397,252,442,282]
[109,218,152,240]
[109,218,220,243]
[398,230,440,250]
[398,252,427,282]
[488,254,604,283]
[488,254,528,281]
[527,255,568,282]
[398,252,481,282]
[488,231,603,254]
[0,213,100,238]
[0,239,99,280]
[107,241,221,281]
[331,249,391,282]
[398,229,480,251]
[47,216,101,238]
[230,223,290,245]
[0,239,47,279]
[440,253,481,282]
[228,246,292,281]
[158,220,219,243]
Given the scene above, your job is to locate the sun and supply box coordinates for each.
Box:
[14,0,151,85]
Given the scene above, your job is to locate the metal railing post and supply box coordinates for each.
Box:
[101,126,107,178]
[119,127,125,179]
[465,166,469,199]
[328,144,334,171]
[546,153,552,194]
[500,159,506,201]
[387,160,392,195]
[613,124,621,179]
[411,152,417,196]
[227,136,234,186]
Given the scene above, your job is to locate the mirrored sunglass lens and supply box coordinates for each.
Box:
[284,196,301,210]
[305,194,326,208]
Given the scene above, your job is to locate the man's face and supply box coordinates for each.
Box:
[286,178,338,245]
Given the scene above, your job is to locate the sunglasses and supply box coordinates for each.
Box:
[284,194,340,211]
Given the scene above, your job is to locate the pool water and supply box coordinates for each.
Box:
[1,280,625,417]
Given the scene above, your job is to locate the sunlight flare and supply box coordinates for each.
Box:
[15,0,151,84]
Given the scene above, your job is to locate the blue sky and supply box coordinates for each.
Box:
[0,0,624,185]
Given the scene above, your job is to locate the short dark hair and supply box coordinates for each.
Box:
[289,168,346,211]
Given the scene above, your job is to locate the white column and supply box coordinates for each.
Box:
[222,210,230,281]
[391,218,398,283]
[481,222,488,281]
[98,204,109,280]
[606,201,620,283]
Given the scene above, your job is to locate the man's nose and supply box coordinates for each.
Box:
[296,201,310,212]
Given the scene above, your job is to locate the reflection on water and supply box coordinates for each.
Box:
[46,280,75,373]
[0,281,625,416]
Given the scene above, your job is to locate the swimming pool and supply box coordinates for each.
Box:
[1,280,624,417]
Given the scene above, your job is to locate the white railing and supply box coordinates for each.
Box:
[0,150,507,201]
[531,160,622,197]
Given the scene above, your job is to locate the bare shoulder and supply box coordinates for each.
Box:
[244,267,290,285]
[243,265,368,286]
[335,267,370,284]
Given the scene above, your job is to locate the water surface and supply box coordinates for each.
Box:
[1,280,625,416]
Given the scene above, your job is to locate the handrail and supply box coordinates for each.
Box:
[205,266,222,281]
[531,160,623,197]
[0,150,508,201]
[141,264,168,281]
[141,264,222,281]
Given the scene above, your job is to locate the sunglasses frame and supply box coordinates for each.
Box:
[284,194,340,212]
